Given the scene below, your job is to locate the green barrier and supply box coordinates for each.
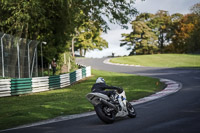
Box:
[11,90,32,95]
[1,66,91,97]
[82,67,86,78]
[49,75,60,89]
[11,78,32,95]
[11,83,32,87]
[11,86,32,90]
[11,78,32,83]
[70,71,76,84]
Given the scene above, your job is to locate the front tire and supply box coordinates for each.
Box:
[127,102,136,118]
[95,104,115,124]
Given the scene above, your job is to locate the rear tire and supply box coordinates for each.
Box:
[127,102,136,118]
[95,104,115,124]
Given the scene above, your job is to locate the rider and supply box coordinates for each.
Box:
[91,77,123,97]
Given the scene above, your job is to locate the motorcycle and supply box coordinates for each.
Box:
[86,89,136,123]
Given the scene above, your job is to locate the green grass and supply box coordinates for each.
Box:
[110,54,200,68]
[0,69,164,130]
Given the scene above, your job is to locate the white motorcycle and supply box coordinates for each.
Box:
[86,89,136,123]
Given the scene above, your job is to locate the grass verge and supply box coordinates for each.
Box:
[110,54,200,68]
[0,69,164,130]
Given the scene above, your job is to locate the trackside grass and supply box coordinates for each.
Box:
[110,54,200,68]
[0,69,164,130]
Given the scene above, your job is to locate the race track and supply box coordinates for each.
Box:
[2,58,200,133]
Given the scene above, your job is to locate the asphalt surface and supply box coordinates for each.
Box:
[2,58,200,133]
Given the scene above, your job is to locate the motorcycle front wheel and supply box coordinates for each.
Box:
[94,104,115,124]
[126,102,136,118]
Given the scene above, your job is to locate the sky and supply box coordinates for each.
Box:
[85,0,200,58]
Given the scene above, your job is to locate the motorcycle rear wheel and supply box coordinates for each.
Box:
[127,102,136,118]
[95,104,115,124]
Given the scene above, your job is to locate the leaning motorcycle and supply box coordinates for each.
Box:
[86,89,136,123]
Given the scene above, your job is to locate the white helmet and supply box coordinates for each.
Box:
[96,77,105,84]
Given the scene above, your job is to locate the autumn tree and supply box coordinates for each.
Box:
[189,3,200,53]
[169,15,194,53]
[167,3,200,53]
[121,5,200,55]
[190,3,200,15]
[157,4,200,53]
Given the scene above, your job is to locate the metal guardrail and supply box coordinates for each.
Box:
[0,66,91,97]
[0,79,11,97]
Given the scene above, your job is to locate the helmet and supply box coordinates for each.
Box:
[96,77,105,84]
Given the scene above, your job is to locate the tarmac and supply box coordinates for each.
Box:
[1,59,182,132]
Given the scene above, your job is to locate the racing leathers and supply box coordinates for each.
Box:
[91,83,122,97]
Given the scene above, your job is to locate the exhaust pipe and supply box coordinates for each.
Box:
[100,98,118,111]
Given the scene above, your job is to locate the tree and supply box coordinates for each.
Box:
[146,10,171,53]
[0,0,137,52]
[121,20,158,55]
[163,13,183,53]
[136,11,172,53]
[190,3,200,15]
[120,13,159,55]
[74,21,108,56]
[69,0,138,57]
[0,0,138,73]
[121,3,200,55]
[164,3,200,53]
[189,3,200,53]
[0,0,48,39]
[169,11,200,53]
[170,15,195,53]
[120,11,174,55]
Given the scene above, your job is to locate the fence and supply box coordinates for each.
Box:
[0,32,40,78]
[0,66,91,97]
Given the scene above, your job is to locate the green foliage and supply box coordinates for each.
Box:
[121,14,159,55]
[74,21,108,56]
[121,3,200,55]
[167,11,200,53]
[190,3,200,15]
[189,3,200,53]
[0,0,138,67]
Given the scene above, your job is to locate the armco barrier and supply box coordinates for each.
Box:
[0,66,91,97]
[11,78,32,95]
[76,69,82,81]
[0,79,11,97]
[60,73,70,88]
[86,66,91,77]
[49,75,60,90]
[70,71,76,84]
[82,67,86,78]
[32,77,49,93]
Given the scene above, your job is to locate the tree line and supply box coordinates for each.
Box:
[0,0,137,65]
[120,3,200,55]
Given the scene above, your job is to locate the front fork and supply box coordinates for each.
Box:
[117,95,127,111]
